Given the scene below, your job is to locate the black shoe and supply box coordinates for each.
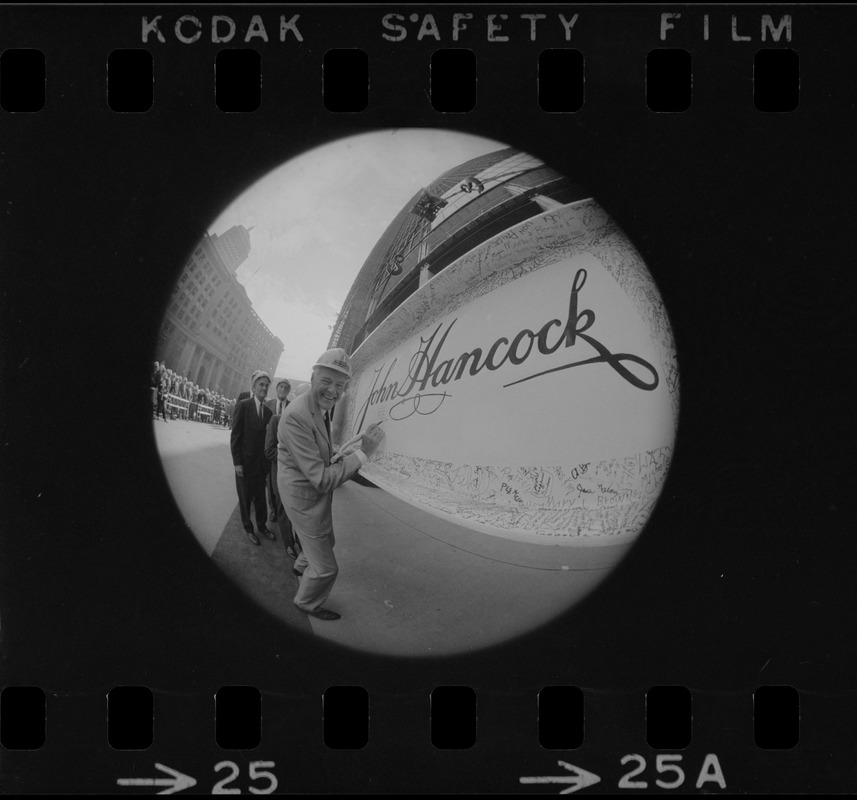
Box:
[297,606,341,621]
[258,525,276,541]
[246,530,261,546]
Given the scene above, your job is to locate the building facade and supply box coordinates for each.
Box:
[328,147,589,355]
[156,231,283,399]
[211,224,253,274]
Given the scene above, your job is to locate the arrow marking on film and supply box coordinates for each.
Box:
[117,763,197,795]
[520,761,601,795]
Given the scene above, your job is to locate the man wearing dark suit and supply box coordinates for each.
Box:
[230,370,276,546]
[265,378,292,417]
[265,410,300,560]
[277,349,384,621]
[265,379,292,522]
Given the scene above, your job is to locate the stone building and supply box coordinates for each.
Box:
[156,229,283,398]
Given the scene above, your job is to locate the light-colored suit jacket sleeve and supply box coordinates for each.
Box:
[279,404,361,495]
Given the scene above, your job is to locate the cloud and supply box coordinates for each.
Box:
[208,128,510,376]
[241,274,340,378]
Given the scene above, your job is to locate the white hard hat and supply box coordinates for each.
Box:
[313,348,352,378]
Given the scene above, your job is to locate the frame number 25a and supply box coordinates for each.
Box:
[618,754,726,790]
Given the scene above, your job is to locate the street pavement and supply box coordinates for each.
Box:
[153,418,633,657]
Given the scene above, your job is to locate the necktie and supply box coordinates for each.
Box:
[324,412,331,439]
[258,401,263,421]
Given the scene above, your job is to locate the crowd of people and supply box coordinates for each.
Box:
[151,361,236,426]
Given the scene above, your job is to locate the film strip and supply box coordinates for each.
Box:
[1,4,855,795]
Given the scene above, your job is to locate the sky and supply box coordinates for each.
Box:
[208,129,507,381]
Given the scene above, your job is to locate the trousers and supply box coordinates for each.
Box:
[274,496,299,552]
[292,526,338,612]
[235,470,268,532]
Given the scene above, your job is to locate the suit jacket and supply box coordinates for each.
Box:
[266,397,290,416]
[276,391,362,537]
[264,413,283,504]
[264,413,280,464]
[230,397,273,477]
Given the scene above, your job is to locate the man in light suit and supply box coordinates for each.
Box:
[230,370,276,547]
[265,379,291,522]
[277,349,384,621]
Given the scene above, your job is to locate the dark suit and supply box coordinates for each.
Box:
[264,412,298,554]
[265,398,290,416]
[230,396,272,533]
[264,398,289,518]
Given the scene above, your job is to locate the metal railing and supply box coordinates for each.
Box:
[162,394,219,422]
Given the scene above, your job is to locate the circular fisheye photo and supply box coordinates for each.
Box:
[152,130,678,657]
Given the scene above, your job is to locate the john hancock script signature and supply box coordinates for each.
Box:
[353,268,658,432]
